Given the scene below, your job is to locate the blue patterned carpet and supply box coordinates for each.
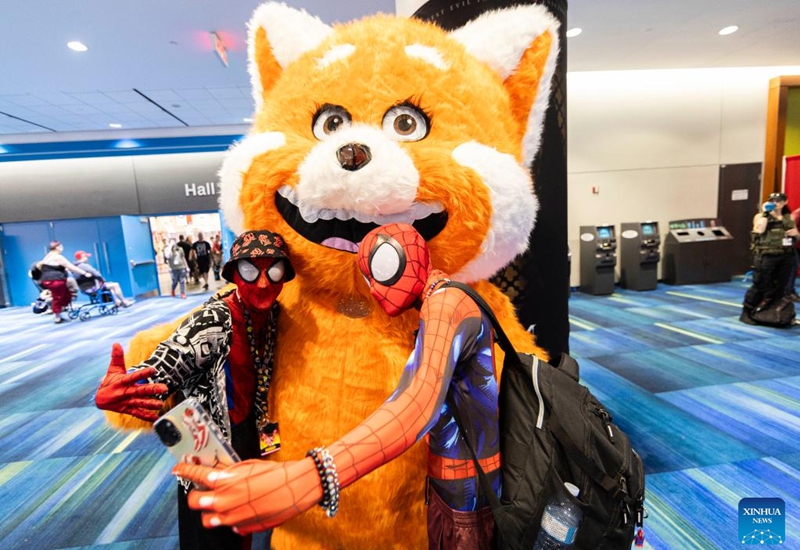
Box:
[0,295,208,550]
[0,280,798,549]
[571,280,800,549]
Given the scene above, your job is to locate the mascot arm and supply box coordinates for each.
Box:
[173,293,481,533]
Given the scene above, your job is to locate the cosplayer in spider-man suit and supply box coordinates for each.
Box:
[95,229,294,550]
[174,223,501,549]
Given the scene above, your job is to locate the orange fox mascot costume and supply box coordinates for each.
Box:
[118,2,558,548]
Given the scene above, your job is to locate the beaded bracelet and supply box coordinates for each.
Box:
[306,446,340,518]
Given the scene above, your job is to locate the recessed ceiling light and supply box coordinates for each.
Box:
[566,28,582,38]
[243,117,253,123]
[67,41,88,52]
[719,25,739,36]
[109,123,122,129]
[114,139,140,149]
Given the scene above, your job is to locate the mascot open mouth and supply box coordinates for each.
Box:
[276,186,448,253]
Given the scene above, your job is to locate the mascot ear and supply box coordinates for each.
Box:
[247,2,333,110]
[450,5,559,168]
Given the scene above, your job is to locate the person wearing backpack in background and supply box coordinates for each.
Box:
[173,223,503,549]
[164,238,189,299]
[741,193,798,325]
[193,232,213,291]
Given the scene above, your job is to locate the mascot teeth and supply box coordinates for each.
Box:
[276,185,448,252]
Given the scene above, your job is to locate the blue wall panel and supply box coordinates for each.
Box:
[120,216,158,297]
[1,222,53,306]
[96,217,131,296]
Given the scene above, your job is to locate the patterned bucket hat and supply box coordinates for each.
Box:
[221,230,295,283]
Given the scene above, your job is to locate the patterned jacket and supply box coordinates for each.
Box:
[134,291,278,441]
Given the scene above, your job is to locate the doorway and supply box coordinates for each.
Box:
[717,163,762,275]
[149,213,225,297]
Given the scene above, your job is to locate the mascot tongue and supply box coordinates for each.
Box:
[321,237,360,253]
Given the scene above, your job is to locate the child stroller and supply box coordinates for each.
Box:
[69,274,119,321]
[29,263,78,315]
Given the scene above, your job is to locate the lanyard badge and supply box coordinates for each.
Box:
[260,421,281,456]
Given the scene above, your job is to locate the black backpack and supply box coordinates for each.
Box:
[444,282,646,550]
[750,296,796,328]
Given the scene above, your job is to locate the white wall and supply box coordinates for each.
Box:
[567,65,800,285]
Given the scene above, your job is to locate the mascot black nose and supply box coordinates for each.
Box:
[337,143,372,171]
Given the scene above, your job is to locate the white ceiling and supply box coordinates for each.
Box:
[1,0,799,140]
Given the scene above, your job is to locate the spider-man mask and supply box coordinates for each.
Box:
[358,223,431,317]
[234,257,287,312]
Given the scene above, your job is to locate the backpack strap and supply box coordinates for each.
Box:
[443,281,519,361]
[444,390,512,547]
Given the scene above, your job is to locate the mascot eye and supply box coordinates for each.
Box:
[382,105,428,141]
[237,260,260,283]
[313,105,352,139]
[267,260,286,283]
[369,239,406,286]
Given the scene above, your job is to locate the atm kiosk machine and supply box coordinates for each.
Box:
[579,225,617,295]
[620,221,660,290]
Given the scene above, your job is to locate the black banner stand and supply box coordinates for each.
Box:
[413,0,570,358]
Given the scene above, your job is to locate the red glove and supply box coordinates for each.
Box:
[173,457,323,534]
[95,343,169,421]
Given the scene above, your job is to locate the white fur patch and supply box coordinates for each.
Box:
[318,44,356,69]
[295,124,420,217]
[404,44,450,71]
[450,5,559,168]
[218,132,287,235]
[450,142,537,283]
[247,2,333,110]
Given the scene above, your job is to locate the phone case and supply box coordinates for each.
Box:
[153,397,240,467]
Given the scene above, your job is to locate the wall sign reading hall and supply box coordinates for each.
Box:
[185,182,218,197]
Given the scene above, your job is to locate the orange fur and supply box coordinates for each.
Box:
[125,6,557,548]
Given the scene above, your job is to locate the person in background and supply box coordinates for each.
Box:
[74,250,134,307]
[211,234,223,282]
[94,230,295,550]
[741,192,798,323]
[177,235,196,285]
[185,236,199,285]
[193,232,213,291]
[177,235,192,263]
[164,238,189,299]
[37,241,92,324]
[786,205,800,302]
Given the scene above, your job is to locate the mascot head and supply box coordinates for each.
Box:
[219,2,559,293]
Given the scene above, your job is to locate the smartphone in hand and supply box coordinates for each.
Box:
[154,398,240,468]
